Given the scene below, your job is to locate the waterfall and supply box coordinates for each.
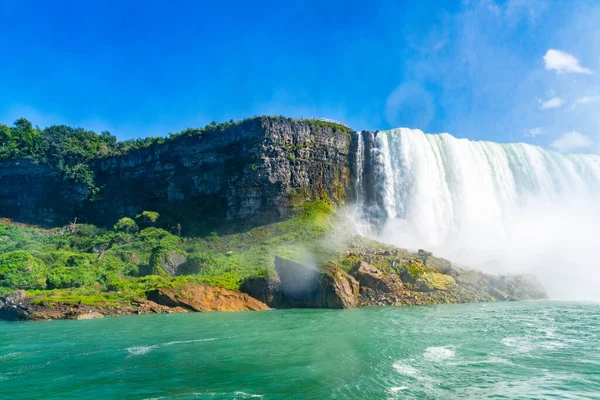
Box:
[354,131,365,205]
[356,128,600,298]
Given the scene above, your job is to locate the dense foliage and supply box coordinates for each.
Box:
[0,201,340,304]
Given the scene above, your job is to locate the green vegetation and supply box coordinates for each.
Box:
[0,201,339,305]
[135,211,160,228]
[297,119,349,135]
[113,218,139,234]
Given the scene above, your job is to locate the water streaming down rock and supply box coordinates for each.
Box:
[353,128,600,298]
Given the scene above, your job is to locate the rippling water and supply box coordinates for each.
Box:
[1,301,598,399]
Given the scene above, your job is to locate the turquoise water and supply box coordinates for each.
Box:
[1,301,599,399]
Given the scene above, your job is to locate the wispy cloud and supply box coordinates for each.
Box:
[543,49,593,75]
[538,96,563,110]
[385,82,435,129]
[526,127,545,137]
[566,96,600,111]
[550,131,593,152]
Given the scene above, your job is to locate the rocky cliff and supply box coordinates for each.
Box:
[0,118,351,233]
[0,159,89,226]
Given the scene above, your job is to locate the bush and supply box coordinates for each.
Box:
[113,218,139,234]
[135,211,160,228]
[0,251,48,290]
[47,266,98,289]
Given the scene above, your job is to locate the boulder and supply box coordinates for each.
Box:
[145,247,187,275]
[75,311,105,320]
[321,267,360,308]
[148,283,270,312]
[349,261,405,306]
[3,290,28,305]
[274,257,359,308]
[240,275,282,307]
[350,261,403,293]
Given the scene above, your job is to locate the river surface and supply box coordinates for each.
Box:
[1,301,599,399]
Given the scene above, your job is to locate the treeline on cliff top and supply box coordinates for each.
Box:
[0,116,348,192]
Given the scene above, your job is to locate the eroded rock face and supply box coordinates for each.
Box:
[351,261,403,293]
[0,159,89,226]
[148,283,270,312]
[240,275,282,307]
[273,257,359,309]
[0,118,351,233]
[322,268,360,309]
[349,261,405,306]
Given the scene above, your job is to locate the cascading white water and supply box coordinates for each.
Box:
[354,131,365,205]
[356,128,600,299]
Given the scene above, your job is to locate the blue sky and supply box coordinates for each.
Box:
[1,0,599,152]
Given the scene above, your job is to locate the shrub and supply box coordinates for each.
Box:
[47,266,98,289]
[113,218,139,234]
[135,211,160,228]
[0,250,48,290]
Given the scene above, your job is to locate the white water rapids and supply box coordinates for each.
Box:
[355,128,600,299]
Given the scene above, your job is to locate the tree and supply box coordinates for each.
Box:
[135,211,160,228]
[113,218,139,234]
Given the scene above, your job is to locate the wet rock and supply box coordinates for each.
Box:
[349,261,404,306]
[274,257,359,309]
[240,275,282,307]
[351,261,403,293]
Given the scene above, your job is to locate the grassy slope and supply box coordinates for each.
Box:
[0,201,338,305]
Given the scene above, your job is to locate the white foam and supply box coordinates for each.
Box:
[502,336,568,353]
[0,352,21,360]
[126,338,218,356]
[389,386,408,393]
[392,361,419,376]
[234,391,264,398]
[423,346,455,362]
[127,345,158,356]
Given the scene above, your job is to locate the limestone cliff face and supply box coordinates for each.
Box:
[0,118,351,233]
[0,159,89,226]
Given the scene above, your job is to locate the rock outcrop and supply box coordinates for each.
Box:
[271,257,359,309]
[148,283,270,312]
[144,247,188,276]
[0,292,187,321]
[0,283,269,321]
[240,275,282,306]
[349,261,405,306]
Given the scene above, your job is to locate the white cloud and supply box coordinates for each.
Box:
[566,96,600,111]
[543,49,593,74]
[526,127,544,137]
[550,131,593,152]
[538,96,563,109]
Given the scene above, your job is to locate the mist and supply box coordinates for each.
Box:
[353,128,600,300]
